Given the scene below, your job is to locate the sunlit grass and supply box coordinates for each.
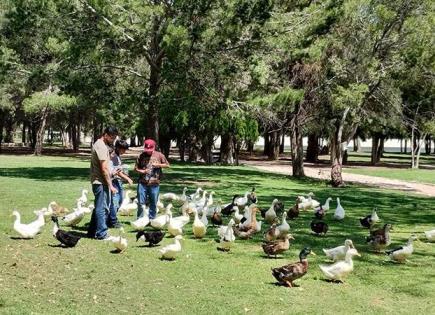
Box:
[0,155,434,314]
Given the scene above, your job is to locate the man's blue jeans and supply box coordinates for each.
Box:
[137,182,159,219]
[88,183,111,239]
[108,179,123,226]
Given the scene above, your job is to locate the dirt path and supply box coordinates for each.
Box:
[241,159,435,197]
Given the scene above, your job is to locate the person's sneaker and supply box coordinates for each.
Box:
[96,234,114,241]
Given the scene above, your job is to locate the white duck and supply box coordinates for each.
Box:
[315,197,332,212]
[218,219,235,251]
[277,212,290,236]
[179,187,188,202]
[334,197,345,220]
[200,209,208,227]
[150,205,171,229]
[235,192,250,207]
[131,206,150,230]
[181,199,197,215]
[12,210,43,238]
[195,190,208,208]
[319,248,361,282]
[192,210,207,238]
[171,207,190,227]
[371,208,380,223]
[77,189,89,206]
[62,202,87,226]
[168,212,184,237]
[255,221,263,233]
[386,235,417,263]
[189,187,203,201]
[323,239,355,261]
[156,197,165,211]
[233,206,243,224]
[160,235,183,260]
[28,209,46,231]
[206,191,215,207]
[424,229,435,241]
[106,227,128,253]
[265,199,278,224]
[118,198,138,216]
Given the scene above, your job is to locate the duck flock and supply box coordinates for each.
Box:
[11,187,435,287]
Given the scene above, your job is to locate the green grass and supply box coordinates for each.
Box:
[343,167,435,185]
[346,151,435,167]
[1,155,435,314]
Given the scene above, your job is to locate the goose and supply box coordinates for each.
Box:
[167,212,184,237]
[12,210,43,238]
[160,235,183,260]
[51,216,81,247]
[386,235,418,263]
[193,210,207,238]
[323,239,355,261]
[424,229,435,241]
[217,219,235,251]
[150,206,170,229]
[333,197,345,220]
[77,189,89,206]
[107,227,128,253]
[131,206,150,231]
[319,248,361,282]
[136,230,165,246]
[265,199,279,224]
[277,212,290,237]
[62,201,87,226]
[118,199,138,216]
[233,206,243,224]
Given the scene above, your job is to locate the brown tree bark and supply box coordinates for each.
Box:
[291,126,305,177]
[306,133,319,163]
[279,131,285,154]
[267,131,280,160]
[34,107,50,156]
[220,133,235,165]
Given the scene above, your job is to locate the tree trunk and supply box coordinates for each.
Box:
[159,134,171,158]
[4,116,14,143]
[0,111,4,153]
[220,133,235,165]
[279,131,285,154]
[30,121,38,150]
[371,135,379,165]
[353,137,361,152]
[130,136,136,147]
[92,116,99,144]
[330,108,350,187]
[400,138,403,153]
[306,133,319,163]
[267,131,280,160]
[71,120,79,152]
[377,137,384,160]
[291,125,305,177]
[234,138,240,166]
[21,122,26,144]
[263,131,270,155]
[178,137,185,162]
[247,140,254,156]
[34,107,50,156]
[404,139,408,153]
[424,138,431,155]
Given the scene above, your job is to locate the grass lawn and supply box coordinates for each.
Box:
[343,167,435,185]
[1,155,434,314]
[346,151,435,167]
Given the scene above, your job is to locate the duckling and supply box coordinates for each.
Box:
[262,234,295,258]
[334,197,345,220]
[136,230,165,246]
[49,201,70,216]
[286,200,299,220]
[221,195,238,216]
[386,235,417,263]
[310,220,328,236]
[271,247,316,287]
[277,212,290,237]
[12,210,43,239]
[319,248,361,282]
[217,219,235,252]
[192,210,207,239]
[264,223,278,242]
[424,229,435,241]
[366,223,393,252]
[51,216,81,247]
[265,199,279,224]
[323,239,355,261]
[107,227,128,253]
[131,206,150,231]
[211,210,223,226]
[360,208,380,228]
[159,235,183,260]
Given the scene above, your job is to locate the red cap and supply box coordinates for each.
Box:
[144,139,156,153]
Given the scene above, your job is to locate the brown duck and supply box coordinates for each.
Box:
[262,234,294,258]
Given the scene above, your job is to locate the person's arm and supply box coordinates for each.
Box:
[152,154,170,168]
[134,157,147,174]
[117,171,133,185]
[100,159,117,193]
